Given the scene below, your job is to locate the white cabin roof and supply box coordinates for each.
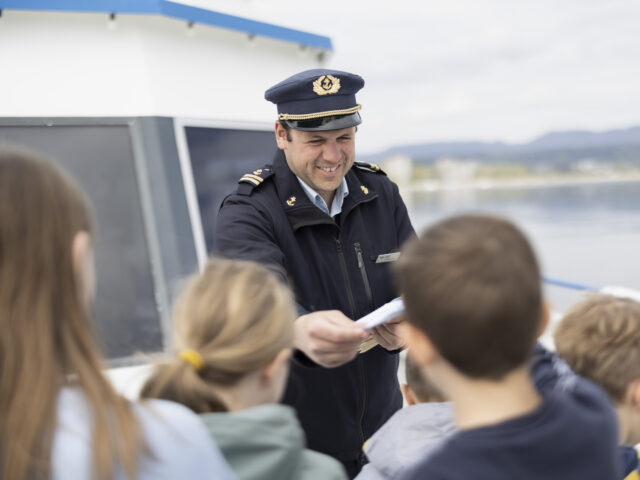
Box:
[0,1,331,120]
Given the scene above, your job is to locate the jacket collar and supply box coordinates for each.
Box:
[272,150,378,231]
[342,165,379,219]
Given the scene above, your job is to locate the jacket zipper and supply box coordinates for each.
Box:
[353,242,371,461]
[357,355,367,462]
[354,242,374,311]
[335,238,367,454]
[335,238,357,320]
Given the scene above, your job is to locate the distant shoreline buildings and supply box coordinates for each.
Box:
[381,153,640,192]
[378,125,640,190]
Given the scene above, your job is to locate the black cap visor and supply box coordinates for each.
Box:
[286,112,362,132]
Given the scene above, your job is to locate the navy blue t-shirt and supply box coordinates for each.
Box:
[398,375,619,479]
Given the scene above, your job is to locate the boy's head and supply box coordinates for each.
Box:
[403,354,447,405]
[394,214,542,380]
[554,294,640,409]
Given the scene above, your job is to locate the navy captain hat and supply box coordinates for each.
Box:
[265,69,364,131]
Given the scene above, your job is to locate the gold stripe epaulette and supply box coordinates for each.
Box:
[238,168,273,190]
[354,162,386,175]
[239,173,264,186]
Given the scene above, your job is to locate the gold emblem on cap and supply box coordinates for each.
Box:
[313,75,341,96]
[361,185,369,195]
[286,196,296,206]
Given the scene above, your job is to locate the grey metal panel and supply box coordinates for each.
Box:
[132,117,200,338]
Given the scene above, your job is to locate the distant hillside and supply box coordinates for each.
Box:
[361,126,640,171]
[527,127,640,150]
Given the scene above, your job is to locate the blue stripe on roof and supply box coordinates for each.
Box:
[0,0,333,50]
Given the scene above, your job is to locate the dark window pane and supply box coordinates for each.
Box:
[0,124,163,359]
[184,126,276,253]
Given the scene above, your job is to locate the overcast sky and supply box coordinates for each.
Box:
[186,0,640,154]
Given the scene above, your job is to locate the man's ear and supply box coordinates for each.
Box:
[402,323,438,368]
[537,300,551,339]
[274,122,289,150]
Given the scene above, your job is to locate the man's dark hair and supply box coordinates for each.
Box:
[278,120,293,141]
[394,214,541,380]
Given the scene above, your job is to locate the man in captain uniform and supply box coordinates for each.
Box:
[214,69,415,477]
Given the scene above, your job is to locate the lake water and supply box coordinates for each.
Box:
[403,179,640,313]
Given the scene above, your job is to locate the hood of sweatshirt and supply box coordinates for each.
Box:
[200,403,345,480]
[360,402,455,479]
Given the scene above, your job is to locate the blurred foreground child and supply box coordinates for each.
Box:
[554,294,640,479]
[0,147,234,480]
[356,354,454,479]
[141,258,347,480]
[393,214,619,479]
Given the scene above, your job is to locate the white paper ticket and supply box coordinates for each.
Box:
[355,297,405,330]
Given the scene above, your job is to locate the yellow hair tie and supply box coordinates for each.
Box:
[179,349,205,372]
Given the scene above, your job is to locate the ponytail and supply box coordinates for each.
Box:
[141,258,296,414]
[141,357,228,413]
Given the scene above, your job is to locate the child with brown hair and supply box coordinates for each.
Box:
[554,294,640,479]
[393,214,620,479]
[141,258,347,480]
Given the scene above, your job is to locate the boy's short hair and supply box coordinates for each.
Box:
[554,294,640,403]
[405,354,446,402]
[394,214,542,380]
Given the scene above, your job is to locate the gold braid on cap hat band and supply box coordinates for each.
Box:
[179,349,205,372]
[278,104,361,121]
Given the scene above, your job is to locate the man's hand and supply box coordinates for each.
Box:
[294,310,370,368]
[371,314,407,351]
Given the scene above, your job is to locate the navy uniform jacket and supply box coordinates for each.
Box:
[214,150,415,463]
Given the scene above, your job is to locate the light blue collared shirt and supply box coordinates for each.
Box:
[297,177,349,217]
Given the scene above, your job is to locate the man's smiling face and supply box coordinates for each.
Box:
[276,123,356,206]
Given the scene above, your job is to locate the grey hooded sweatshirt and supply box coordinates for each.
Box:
[200,404,347,480]
[356,402,455,480]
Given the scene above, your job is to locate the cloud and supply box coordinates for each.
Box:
[181,0,640,153]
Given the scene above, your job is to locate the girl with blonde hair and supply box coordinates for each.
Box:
[141,258,347,480]
[0,147,234,480]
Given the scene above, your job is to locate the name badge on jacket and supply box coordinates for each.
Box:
[375,252,400,263]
